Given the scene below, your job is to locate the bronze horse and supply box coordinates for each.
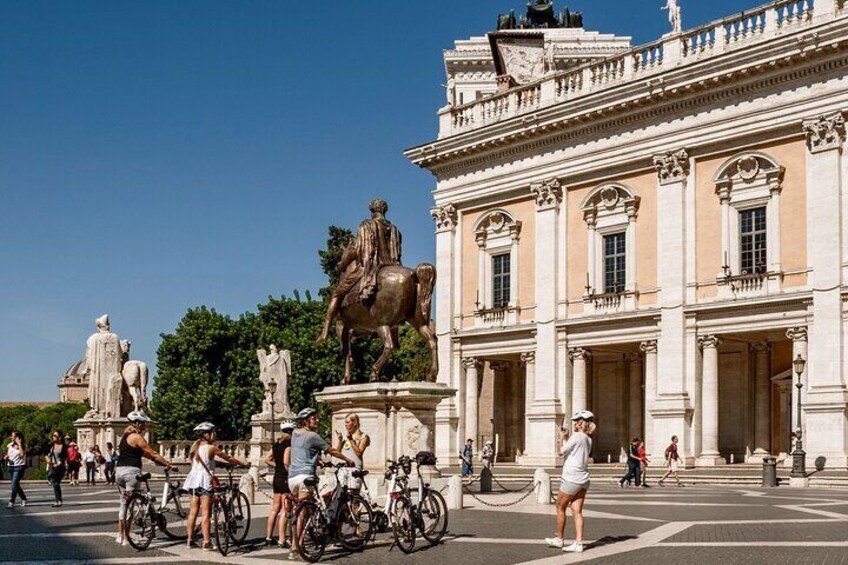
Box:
[336,263,438,384]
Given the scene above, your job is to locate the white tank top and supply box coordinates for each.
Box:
[183,444,216,490]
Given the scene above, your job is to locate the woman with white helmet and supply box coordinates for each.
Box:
[545,410,596,554]
[183,422,247,551]
[115,410,174,546]
[264,420,296,547]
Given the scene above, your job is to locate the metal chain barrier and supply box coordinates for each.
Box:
[492,475,536,493]
[462,479,539,507]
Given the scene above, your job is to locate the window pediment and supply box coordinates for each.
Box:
[580,184,640,228]
[713,152,785,202]
[473,209,522,247]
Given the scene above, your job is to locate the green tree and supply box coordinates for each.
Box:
[318,226,353,300]
[0,403,87,456]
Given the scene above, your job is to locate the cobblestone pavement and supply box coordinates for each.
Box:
[2,480,848,564]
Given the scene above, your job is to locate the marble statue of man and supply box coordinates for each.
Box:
[256,345,292,418]
[662,0,682,34]
[84,315,124,419]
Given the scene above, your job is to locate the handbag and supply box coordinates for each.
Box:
[195,446,220,489]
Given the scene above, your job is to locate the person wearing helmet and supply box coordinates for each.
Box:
[263,420,296,547]
[115,410,174,546]
[289,408,354,560]
[545,410,596,554]
[183,422,247,551]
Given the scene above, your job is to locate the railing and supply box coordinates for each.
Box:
[718,271,769,293]
[445,0,831,136]
[157,440,250,464]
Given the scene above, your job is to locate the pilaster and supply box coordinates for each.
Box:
[696,335,725,466]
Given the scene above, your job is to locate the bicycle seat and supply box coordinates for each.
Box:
[303,476,319,487]
[352,470,368,479]
[136,472,152,482]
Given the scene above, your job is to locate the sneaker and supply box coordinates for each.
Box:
[563,542,584,553]
[19,501,26,507]
[115,536,123,544]
[187,539,197,548]
[544,537,564,548]
[658,481,665,487]
[121,539,129,547]
[288,551,299,560]
[265,537,274,546]
[6,502,13,509]
[202,542,216,551]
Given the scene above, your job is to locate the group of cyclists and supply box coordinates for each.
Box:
[115,406,372,556]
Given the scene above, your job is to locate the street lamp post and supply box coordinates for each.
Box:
[268,379,278,445]
[791,354,806,479]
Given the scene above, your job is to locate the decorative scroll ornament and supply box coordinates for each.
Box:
[639,340,658,354]
[568,347,591,361]
[431,204,458,232]
[697,335,722,350]
[786,326,808,342]
[462,357,482,370]
[530,178,562,210]
[520,351,536,365]
[653,149,690,185]
[803,113,846,154]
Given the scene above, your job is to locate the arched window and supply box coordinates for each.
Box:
[473,209,521,325]
[713,152,784,295]
[580,184,640,311]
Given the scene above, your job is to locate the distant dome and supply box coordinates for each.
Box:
[63,359,88,380]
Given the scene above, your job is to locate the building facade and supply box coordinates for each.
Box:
[58,359,88,403]
[406,0,848,468]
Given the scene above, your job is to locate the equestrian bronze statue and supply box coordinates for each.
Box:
[316,199,438,384]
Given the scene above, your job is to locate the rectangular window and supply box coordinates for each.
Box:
[492,253,511,309]
[603,233,626,293]
[740,207,767,274]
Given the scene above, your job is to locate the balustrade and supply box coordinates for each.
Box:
[445,0,834,136]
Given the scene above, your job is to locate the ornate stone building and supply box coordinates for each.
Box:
[406,0,848,468]
[58,359,88,403]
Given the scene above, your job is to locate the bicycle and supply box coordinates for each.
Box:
[210,463,252,556]
[125,467,193,550]
[293,462,374,563]
[381,452,448,553]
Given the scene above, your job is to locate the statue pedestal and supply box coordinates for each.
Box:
[74,416,147,452]
[248,415,278,486]
[315,382,455,485]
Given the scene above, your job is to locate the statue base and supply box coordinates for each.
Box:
[315,381,455,487]
[248,414,286,487]
[74,416,149,453]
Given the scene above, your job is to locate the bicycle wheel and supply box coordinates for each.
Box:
[336,494,374,551]
[228,490,251,545]
[161,488,192,540]
[391,496,416,554]
[125,495,155,551]
[418,489,448,545]
[295,500,327,563]
[213,501,231,556]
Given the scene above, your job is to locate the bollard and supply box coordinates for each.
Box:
[480,467,493,493]
[761,457,778,487]
[447,475,464,510]
[534,468,552,505]
[239,473,256,504]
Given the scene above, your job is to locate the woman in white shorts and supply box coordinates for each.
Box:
[545,410,596,553]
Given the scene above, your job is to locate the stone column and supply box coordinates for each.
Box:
[785,327,808,432]
[697,335,724,465]
[652,149,694,456]
[628,352,644,442]
[462,357,481,445]
[431,204,460,464]
[640,340,658,453]
[569,348,591,413]
[802,114,848,467]
[752,341,772,458]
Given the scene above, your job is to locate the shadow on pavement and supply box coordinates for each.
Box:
[588,535,638,549]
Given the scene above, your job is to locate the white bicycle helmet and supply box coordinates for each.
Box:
[280,420,296,432]
[193,422,217,434]
[127,410,153,424]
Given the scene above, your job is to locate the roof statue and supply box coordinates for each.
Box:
[497,1,584,30]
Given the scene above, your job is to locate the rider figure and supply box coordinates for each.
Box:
[315,198,402,344]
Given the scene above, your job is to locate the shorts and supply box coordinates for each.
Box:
[115,466,142,520]
[669,459,679,472]
[273,473,291,495]
[188,487,212,496]
[288,474,315,495]
[559,479,590,495]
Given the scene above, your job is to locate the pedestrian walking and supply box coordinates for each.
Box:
[45,431,68,507]
[460,439,474,477]
[638,439,650,488]
[481,440,494,470]
[658,435,683,487]
[115,411,174,546]
[84,446,97,485]
[5,431,28,508]
[66,441,81,486]
[265,420,294,548]
[618,437,642,488]
[104,442,116,485]
[545,410,596,553]
[183,422,247,551]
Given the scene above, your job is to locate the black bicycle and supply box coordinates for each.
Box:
[382,453,448,553]
[211,463,252,556]
[125,467,192,550]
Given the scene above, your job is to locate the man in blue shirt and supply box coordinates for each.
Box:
[460,439,474,477]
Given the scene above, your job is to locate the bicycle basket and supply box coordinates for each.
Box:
[415,451,437,466]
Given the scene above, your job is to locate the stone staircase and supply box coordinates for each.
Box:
[443,463,848,488]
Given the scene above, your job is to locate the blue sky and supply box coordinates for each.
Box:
[0,0,756,401]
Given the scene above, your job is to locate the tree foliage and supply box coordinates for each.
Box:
[0,403,88,456]
[151,225,431,440]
